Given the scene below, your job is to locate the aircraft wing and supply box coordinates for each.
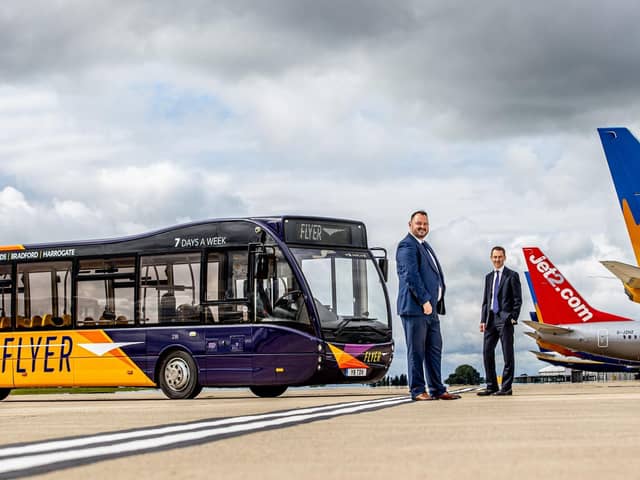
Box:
[600,260,640,288]
[532,350,640,373]
[522,320,572,335]
[531,351,603,365]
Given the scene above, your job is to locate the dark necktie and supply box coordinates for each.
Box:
[423,242,443,290]
[423,242,437,272]
[492,271,500,313]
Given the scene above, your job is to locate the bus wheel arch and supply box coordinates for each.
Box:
[249,385,288,398]
[0,388,10,401]
[156,348,201,400]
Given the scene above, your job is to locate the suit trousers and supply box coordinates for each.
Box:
[483,312,515,392]
[401,313,446,399]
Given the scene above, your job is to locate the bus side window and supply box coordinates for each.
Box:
[228,252,248,300]
[17,261,71,330]
[206,254,222,303]
[0,266,12,331]
[76,258,135,328]
[205,254,220,323]
[140,253,201,326]
[173,261,201,323]
[205,251,248,324]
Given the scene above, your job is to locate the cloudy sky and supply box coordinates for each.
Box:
[2,0,640,379]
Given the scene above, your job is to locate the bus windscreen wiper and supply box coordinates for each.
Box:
[352,323,389,336]
[333,316,376,337]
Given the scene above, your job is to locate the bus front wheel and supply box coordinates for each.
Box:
[159,351,201,400]
[250,385,288,398]
[0,388,10,401]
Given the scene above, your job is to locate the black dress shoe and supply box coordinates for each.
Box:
[476,389,498,396]
[493,390,512,396]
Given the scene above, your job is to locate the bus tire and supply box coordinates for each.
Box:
[188,384,203,399]
[0,388,10,401]
[249,385,288,398]
[159,351,200,400]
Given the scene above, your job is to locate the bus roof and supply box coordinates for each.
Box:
[0,216,368,263]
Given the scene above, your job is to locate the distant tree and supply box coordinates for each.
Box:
[370,374,408,387]
[445,364,481,385]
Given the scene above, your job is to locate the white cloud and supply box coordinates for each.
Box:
[53,199,99,221]
[0,186,34,215]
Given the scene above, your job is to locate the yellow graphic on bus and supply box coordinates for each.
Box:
[0,330,155,388]
[0,245,24,252]
[327,343,369,369]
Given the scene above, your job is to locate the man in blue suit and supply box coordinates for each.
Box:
[396,210,460,401]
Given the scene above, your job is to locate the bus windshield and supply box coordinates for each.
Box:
[291,248,391,343]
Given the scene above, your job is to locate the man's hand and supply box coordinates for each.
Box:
[480,323,486,333]
[423,301,433,315]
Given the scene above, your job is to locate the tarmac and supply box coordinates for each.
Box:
[2,382,640,479]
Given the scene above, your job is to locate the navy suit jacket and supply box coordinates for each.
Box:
[396,234,446,316]
[481,266,522,325]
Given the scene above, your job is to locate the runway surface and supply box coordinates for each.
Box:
[2,383,640,479]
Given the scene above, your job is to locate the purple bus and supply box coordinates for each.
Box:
[0,216,393,399]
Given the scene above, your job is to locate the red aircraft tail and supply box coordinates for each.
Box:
[523,247,630,325]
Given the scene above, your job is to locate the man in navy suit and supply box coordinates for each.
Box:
[396,210,460,401]
[477,246,522,396]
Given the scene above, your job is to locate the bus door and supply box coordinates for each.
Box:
[250,248,318,385]
[202,250,253,385]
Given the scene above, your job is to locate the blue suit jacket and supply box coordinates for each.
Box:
[396,234,446,316]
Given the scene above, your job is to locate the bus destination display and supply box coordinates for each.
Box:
[284,219,366,248]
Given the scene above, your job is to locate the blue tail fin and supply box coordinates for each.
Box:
[598,127,640,264]
[524,271,551,352]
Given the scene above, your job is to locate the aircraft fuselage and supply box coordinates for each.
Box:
[536,321,640,361]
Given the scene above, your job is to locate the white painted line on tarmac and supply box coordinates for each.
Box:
[452,386,485,393]
[0,396,411,479]
[0,396,404,459]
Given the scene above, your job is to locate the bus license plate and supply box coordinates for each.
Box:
[346,368,367,377]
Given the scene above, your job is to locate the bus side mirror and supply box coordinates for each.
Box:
[370,247,389,282]
[255,253,273,280]
[378,258,389,282]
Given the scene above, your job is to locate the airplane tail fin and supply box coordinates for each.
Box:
[600,260,640,302]
[523,247,630,324]
[524,271,545,324]
[598,127,640,265]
